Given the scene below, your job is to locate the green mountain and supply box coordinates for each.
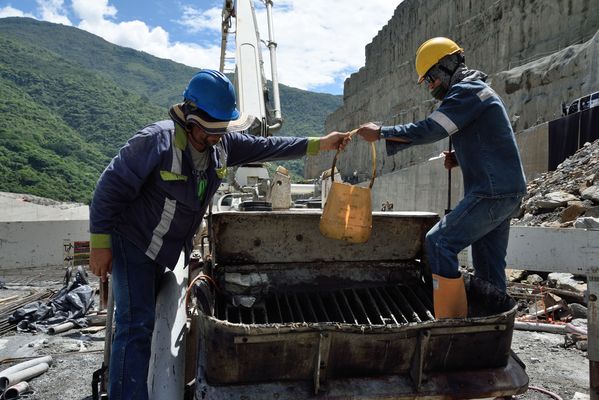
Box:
[0,17,342,203]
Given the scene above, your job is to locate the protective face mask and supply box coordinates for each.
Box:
[430,85,448,101]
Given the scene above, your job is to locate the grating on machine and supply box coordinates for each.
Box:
[190,210,528,399]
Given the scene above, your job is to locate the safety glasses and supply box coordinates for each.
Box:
[423,73,435,85]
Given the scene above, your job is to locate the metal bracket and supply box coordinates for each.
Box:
[410,329,431,391]
[313,332,332,395]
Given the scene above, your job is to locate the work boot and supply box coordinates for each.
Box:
[432,274,467,319]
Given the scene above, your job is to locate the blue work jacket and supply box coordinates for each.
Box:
[381,76,526,198]
[90,120,318,269]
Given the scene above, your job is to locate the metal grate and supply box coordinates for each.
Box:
[216,284,435,326]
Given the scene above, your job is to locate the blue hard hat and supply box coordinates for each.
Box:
[180,69,254,134]
[183,69,240,120]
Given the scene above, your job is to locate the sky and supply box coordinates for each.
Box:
[0,0,401,95]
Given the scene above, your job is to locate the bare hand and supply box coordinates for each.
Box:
[356,122,381,143]
[356,122,410,143]
[443,150,459,170]
[90,248,113,282]
[320,131,351,151]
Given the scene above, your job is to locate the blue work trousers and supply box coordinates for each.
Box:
[109,233,165,400]
[425,194,522,292]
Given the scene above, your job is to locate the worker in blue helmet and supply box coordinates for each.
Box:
[89,69,349,400]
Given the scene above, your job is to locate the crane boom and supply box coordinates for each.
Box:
[220,0,282,136]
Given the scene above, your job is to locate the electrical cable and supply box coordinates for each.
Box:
[185,272,221,311]
[528,385,564,400]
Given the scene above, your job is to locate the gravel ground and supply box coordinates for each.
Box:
[512,330,588,400]
[0,281,590,400]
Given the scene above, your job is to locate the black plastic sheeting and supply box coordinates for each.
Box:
[8,266,95,332]
[548,107,599,171]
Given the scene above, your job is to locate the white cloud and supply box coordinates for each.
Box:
[0,0,401,92]
[0,6,35,18]
[36,0,71,25]
[69,0,220,70]
[179,5,221,33]
[179,0,400,91]
[253,0,399,90]
[72,0,116,23]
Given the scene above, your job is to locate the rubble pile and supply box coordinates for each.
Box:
[507,273,589,350]
[512,139,599,228]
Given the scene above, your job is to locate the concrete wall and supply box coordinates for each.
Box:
[305,0,599,215]
[365,123,549,216]
[0,192,88,222]
[327,0,598,135]
[371,157,464,217]
[517,123,549,181]
[0,220,89,275]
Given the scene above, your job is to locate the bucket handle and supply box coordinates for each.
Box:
[330,129,377,189]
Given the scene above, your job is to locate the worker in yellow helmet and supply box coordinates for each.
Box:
[415,37,464,100]
[347,37,526,319]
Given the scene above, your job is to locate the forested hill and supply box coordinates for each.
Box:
[0,17,341,203]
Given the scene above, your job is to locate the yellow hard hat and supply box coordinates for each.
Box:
[415,37,463,83]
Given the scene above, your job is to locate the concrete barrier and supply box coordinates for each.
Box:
[0,220,89,272]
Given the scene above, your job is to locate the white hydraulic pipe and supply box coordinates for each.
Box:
[234,0,267,124]
[264,0,282,124]
[147,252,188,400]
[220,0,234,72]
[4,381,30,400]
[0,362,50,391]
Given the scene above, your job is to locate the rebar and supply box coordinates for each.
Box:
[0,289,55,335]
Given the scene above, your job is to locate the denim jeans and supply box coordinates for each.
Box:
[425,194,522,292]
[109,233,166,400]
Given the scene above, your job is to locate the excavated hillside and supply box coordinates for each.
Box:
[304,0,599,219]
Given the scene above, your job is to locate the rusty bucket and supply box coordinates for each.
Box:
[319,138,376,243]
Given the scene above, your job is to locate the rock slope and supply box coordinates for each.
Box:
[513,139,599,227]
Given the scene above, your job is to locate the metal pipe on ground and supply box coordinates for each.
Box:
[0,355,52,381]
[0,362,50,391]
[48,321,76,334]
[3,381,30,400]
[87,314,107,326]
[514,321,566,334]
[0,295,19,305]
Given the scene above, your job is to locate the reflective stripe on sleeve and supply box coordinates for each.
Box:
[477,87,495,102]
[146,197,177,259]
[171,131,183,175]
[429,111,459,135]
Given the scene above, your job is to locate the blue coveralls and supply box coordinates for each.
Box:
[90,120,319,400]
[381,73,526,292]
